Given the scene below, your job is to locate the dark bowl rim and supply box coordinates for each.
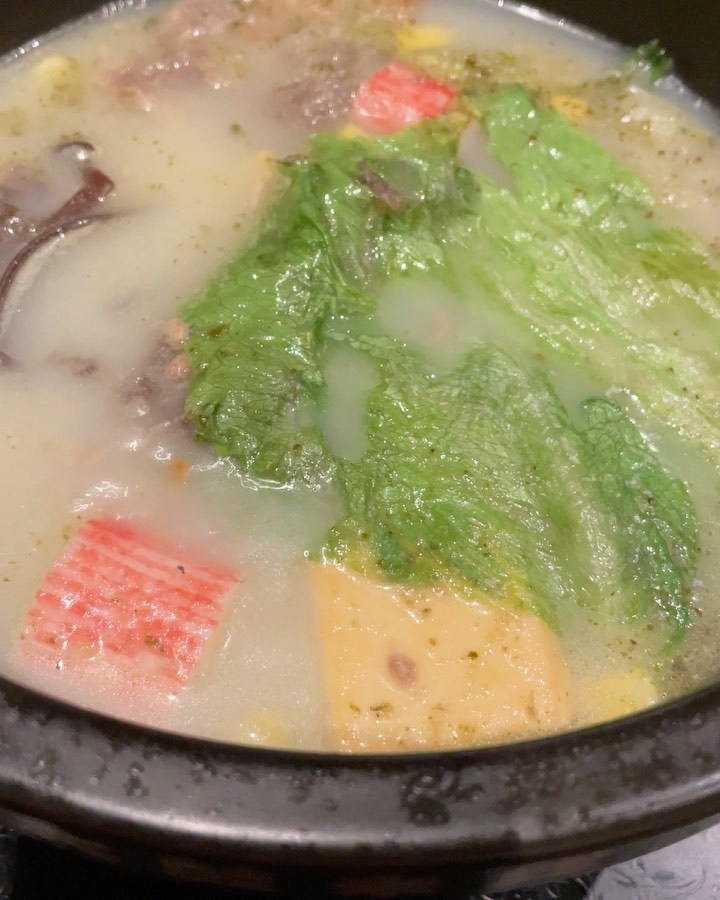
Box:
[1,666,720,871]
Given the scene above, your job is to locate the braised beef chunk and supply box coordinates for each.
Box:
[121,321,192,437]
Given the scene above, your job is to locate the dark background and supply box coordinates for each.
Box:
[4,825,720,899]
[0,831,600,899]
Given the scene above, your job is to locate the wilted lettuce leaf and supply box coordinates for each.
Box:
[183,123,475,486]
[182,87,709,641]
[478,88,720,470]
[625,40,673,84]
[577,399,697,642]
[326,341,695,640]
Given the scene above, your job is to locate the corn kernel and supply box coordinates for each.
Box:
[397,25,452,53]
[337,124,366,141]
[32,55,84,105]
[550,95,589,125]
[240,709,289,746]
[581,669,658,724]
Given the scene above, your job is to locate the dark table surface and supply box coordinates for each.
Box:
[2,821,719,899]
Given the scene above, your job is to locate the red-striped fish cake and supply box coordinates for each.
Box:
[17,517,240,689]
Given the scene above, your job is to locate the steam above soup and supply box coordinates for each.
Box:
[0,0,719,752]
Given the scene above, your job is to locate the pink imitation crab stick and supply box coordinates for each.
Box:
[352,62,457,134]
[17,516,239,686]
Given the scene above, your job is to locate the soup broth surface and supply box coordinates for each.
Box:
[0,0,718,751]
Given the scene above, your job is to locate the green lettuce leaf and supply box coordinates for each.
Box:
[625,40,673,84]
[326,341,694,640]
[182,88,706,641]
[577,398,697,642]
[183,122,475,486]
[477,88,720,470]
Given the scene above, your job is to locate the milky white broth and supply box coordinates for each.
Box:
[0,0,718,751]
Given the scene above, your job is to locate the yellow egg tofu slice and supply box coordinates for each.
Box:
[309,563,574,752]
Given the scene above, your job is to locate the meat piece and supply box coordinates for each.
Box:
[109,0,415,108]
[309,563,574,752]
[274,42,384,129]
[158,0,241,41]
[164,352,191,380]
[108,0,242,107]
[121,319,193,428]
[18,517,239,686]
[353,63,457,134]
[123,374,154,418]
[108,49,211,109]
[161,317,190,350]
[122,368,187,424]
